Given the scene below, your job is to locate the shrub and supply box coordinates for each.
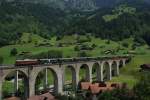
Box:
[56,35,63,41]
[122,42,129,48]
[106,40,110,44]
[80,44,92,50]
[55,94,84,100]
[47,50,63,58]
[99,45,105,48]
[98,87,136,100]
[86,35,92,42]
[131,44,137,50]
[78,51,88,57]
[92,44,97,48]
[10,48,18,56]
[28,35,32,43]
[74,45,80,51]
[133,72,150,100]
[58,43,63,47]
[77,36,91,43]
[34,41,38,46]
[0,56,3,64]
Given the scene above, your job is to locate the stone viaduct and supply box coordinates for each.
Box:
[0,56,130,100]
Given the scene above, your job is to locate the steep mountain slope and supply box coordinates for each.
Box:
[1,0,150,10]
[0,0,150,47]
[2,0,96,10]
[67,0,96,10]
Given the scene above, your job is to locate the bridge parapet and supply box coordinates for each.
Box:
[0,55,131,68]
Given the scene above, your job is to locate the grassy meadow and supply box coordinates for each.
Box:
[1,33,150,97]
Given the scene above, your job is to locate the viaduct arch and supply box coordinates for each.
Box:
[92,62,101,82]
[0,56,130,99]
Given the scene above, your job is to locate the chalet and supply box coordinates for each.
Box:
[80,82,122,94]
[140,64,150,71]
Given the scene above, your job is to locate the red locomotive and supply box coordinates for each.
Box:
[15,59,39,66]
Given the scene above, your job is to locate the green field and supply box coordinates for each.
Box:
[0,33,148,64]
[111,53,150,88]
[1,33,150,97]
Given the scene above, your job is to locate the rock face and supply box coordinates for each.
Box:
[67,0,96,10]
[1,0,150,10]
[20,0,96,10]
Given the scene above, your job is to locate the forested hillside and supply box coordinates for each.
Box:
[65,5,150,43]
[0,1,67,46]
[0,0,150,47]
